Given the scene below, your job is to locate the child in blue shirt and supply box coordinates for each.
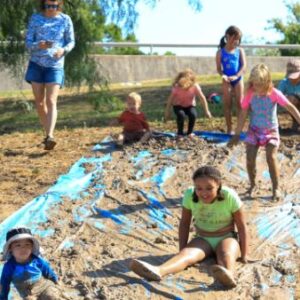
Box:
[0,227,60,300]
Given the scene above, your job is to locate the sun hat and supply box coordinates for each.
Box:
[286,59,300,79]
[2,227,40,261]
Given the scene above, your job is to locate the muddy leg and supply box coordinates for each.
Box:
[130,238,212,280]
[38,285,62,300]
[222,81,233,133]
[246,144,259,197]
[266,144,280,201]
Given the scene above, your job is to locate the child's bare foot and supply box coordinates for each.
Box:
[139,131,151,143]
[247,185,256,198]
[130,259,162,281]
[187,133,197,140]
[272,189,281,202]
[116,135,124,146]
[210,264,237,288]
[176,135,184,142]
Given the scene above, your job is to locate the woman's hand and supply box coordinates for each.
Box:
[38,41,53,49]
[54,48,65,58]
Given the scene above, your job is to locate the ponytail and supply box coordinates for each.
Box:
[219,36,226,49]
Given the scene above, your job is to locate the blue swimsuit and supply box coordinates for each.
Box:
[221,48,242,87]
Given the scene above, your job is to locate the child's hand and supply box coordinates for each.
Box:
[229,75,238,81]
[222,75,230,83]
[227,134,240,148]
[239,256,261,264]
[164,111,171,122]
[206,111,212,119]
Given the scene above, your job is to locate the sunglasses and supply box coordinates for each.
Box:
[43,4,59,9]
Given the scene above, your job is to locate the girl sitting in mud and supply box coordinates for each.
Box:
[0,227,61,300]
[130,165,248,289]
[228,63,300,201]
[164,69,212,140]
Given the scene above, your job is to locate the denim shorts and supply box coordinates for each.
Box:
[25,61,64,87]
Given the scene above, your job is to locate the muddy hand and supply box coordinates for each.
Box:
[239,256,261,264]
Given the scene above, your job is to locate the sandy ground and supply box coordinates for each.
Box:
[0,119,300,299]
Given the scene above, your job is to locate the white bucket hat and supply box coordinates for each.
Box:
[2,227,40,261]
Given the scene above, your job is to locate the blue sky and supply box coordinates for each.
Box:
[135,0,289,56]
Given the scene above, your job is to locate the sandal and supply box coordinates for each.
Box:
[44,136,57,150]
[210,264,237,288]
[129,259,162,281]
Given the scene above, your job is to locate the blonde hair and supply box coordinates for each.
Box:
[127,92,142,106]
[248,63,273,94]
[173,69,196,90]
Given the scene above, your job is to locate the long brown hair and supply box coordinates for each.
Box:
[219,25,242,49]
[192,166,224,203]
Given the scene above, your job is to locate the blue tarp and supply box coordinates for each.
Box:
[0,131,298,299]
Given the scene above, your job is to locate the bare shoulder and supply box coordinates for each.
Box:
[239,47,246,55]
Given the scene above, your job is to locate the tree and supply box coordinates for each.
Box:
[97,0,202,33]
[94,24,144,55]
[0,0,202,87]
[268,2,300,56]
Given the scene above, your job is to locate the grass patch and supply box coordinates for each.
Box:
[0,73,285,135]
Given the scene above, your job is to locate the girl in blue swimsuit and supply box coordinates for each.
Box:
[216,26,247,134]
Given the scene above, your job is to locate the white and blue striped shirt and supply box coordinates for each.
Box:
[25,12,75,68]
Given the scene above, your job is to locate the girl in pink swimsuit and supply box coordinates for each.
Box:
[229,63,300,201]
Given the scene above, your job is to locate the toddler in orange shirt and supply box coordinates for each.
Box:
[113,92,151,145]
